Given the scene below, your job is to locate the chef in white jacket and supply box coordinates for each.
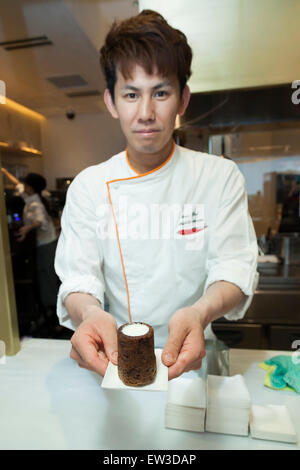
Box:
[55,10,259,380]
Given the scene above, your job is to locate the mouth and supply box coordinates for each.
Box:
[134,129,161,137]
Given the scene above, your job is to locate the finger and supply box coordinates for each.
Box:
[167,330,206,380]
[70,337,108,376]
[72,348,109,373]
[162,323,188,367]
[184,358,203,373]
[167,347,194,379]
[167,356,188,380]
[70,345,97,371]
[98,349,108,361]
[101,320,118,365]
[70,345,81,362]
[181,323,206,355]
[70,346,93,370]
[168,353,203,381]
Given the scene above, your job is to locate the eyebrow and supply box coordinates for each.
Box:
[121,80,172,92]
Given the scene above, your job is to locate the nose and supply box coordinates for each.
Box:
[137,96,155,123]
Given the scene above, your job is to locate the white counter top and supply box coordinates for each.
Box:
[0,338,299,450]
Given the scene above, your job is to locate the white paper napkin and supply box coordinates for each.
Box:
[165,407,205,433]
[101,348,168,391]
[206,405,250,423]
[206,406,250,436]
[207,374,251,408]
[250,405,297,444]
[165,376,206,432]
[206,374,251,436]
[167,376,206,408]
[206,420,249,436]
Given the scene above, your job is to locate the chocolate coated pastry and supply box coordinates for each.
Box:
[117,322,157,386]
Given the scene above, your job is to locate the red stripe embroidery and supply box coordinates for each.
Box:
[178,226,207,236]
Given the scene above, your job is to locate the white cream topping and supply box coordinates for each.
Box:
[122,323,149,337]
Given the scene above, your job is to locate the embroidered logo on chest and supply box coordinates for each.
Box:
[176,206,207,237]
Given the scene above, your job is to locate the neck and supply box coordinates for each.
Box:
[126,139,174,174]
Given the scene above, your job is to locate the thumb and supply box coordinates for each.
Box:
[162,323,187,367]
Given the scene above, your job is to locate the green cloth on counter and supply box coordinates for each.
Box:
[259,355,300,394]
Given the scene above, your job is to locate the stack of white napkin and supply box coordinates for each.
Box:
[250,405,297,444]
[165,376,206,432]
[205,374,251,436]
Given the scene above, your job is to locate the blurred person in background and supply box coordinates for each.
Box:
[1,167,60,335]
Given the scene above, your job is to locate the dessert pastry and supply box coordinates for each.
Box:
[117,322,157,387]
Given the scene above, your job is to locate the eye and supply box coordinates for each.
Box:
[125,92,137,100]
[155,90,169,98]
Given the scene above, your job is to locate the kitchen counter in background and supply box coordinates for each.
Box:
[212,263,300,350]
[0,338,299,450]
[258,264,300,290]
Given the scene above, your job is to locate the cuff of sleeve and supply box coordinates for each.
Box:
[56,276,105,331]
[204,265,259,321]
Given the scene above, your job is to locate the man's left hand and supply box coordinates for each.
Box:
[162,306,206,381]
[16,225,30,242]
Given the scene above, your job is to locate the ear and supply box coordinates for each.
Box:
[178,85,191,116]
[104,88,119,119]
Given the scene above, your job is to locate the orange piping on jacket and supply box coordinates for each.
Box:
[106,141,175,324]
[125,141,175,176]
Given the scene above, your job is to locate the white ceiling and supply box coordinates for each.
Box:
[1,0,300,120]
[140,0,300,94]
[0,0,138,117]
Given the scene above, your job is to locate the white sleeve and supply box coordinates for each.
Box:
[204,162,259,321]
[54,171,105,331]
[28,201,48,230]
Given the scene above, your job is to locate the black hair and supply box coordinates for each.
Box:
[99,9,192,103]
[24,173,50,214]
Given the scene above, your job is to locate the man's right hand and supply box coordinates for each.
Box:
[69,308,118,376]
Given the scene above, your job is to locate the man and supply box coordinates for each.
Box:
[55,10,259,380]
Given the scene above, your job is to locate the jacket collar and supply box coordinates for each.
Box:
[120,141,177,183]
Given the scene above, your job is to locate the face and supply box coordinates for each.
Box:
[104,64,190,158]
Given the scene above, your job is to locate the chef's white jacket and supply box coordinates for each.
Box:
[55,143,259,347]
